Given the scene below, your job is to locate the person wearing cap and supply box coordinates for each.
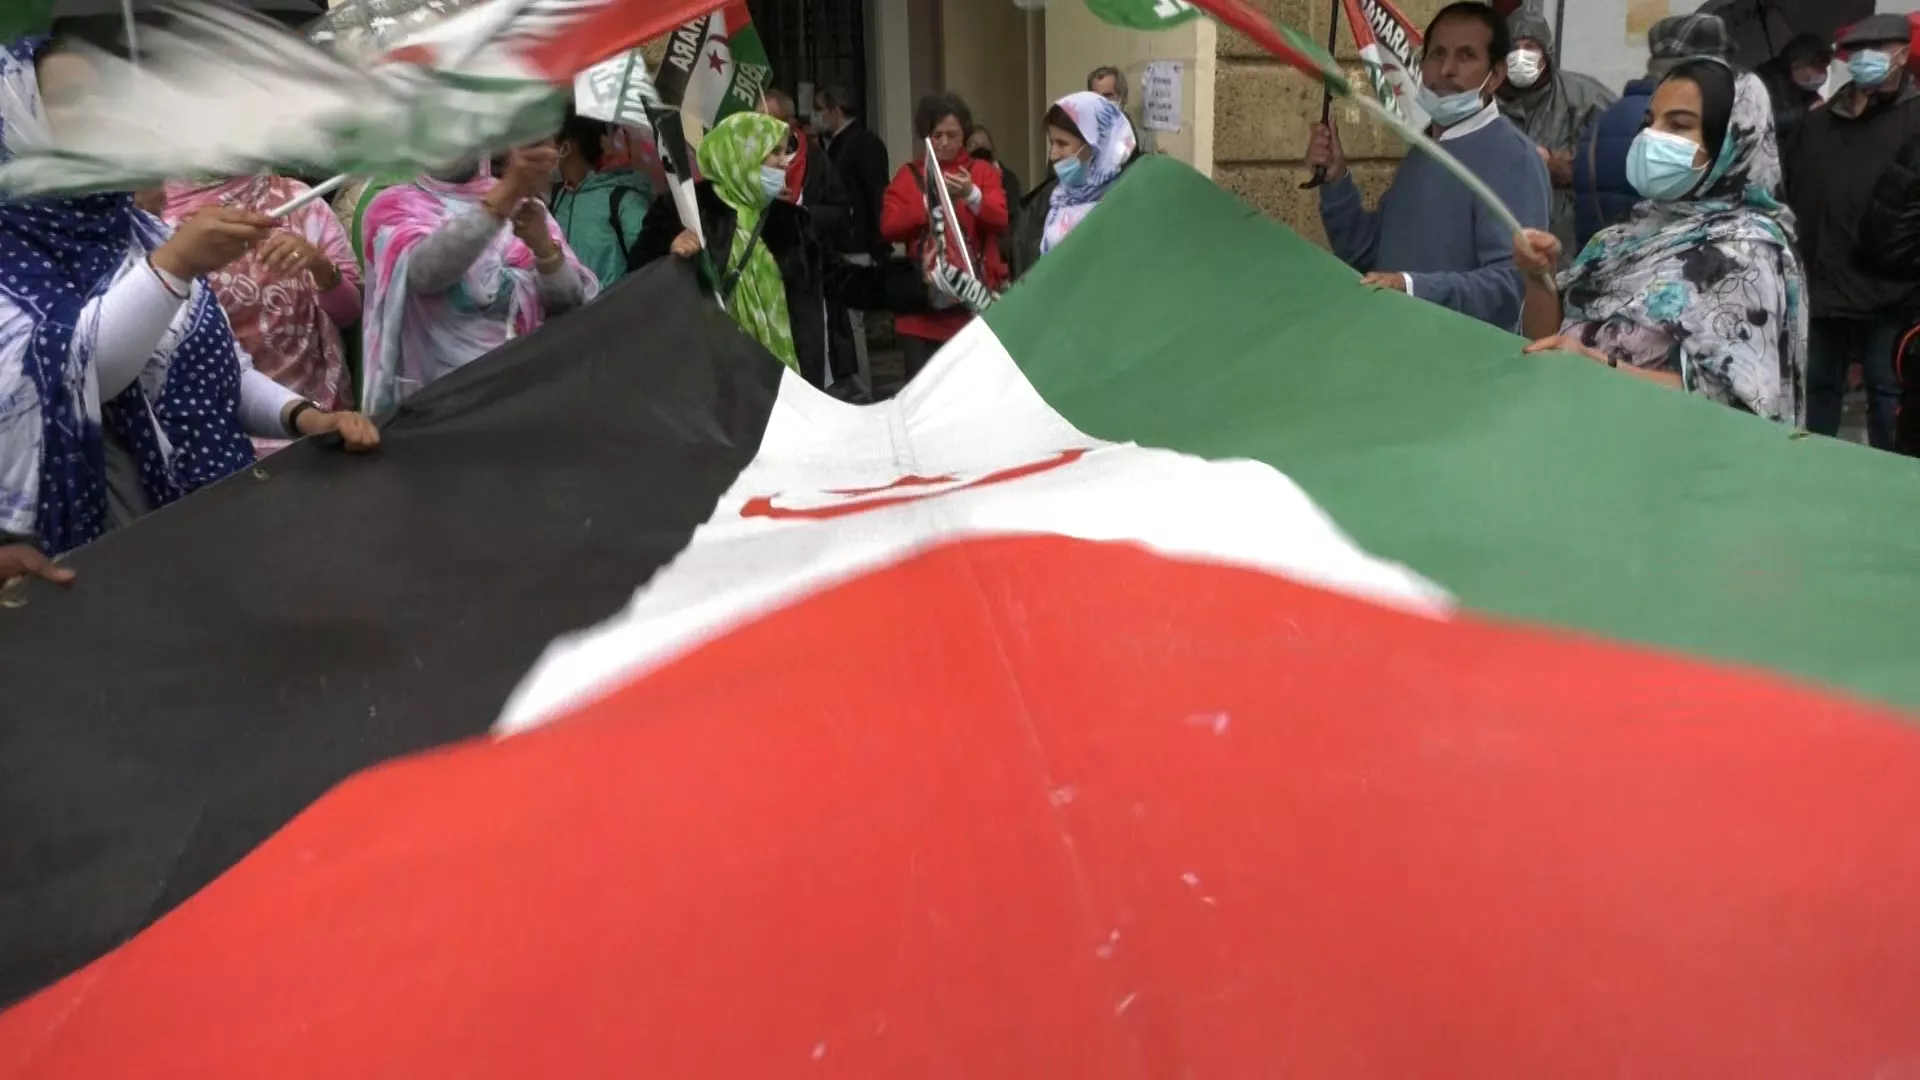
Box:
[1572,14,1731,250]
[1784,14,1920,450]
[1497,5,1616,265]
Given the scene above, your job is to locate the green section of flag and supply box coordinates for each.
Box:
[1081,0,1203,30]
[0,1,57,43]
[716,20,771,124]
[987,156,1920,714]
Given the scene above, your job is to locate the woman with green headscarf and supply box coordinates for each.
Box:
[635,110,838,384]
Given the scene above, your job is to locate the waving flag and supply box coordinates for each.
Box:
[652,2,771,132]
[5,157,1920,1075]
[1343,0,1427,129]
[1081,0,1202,29]
[574,49,660,127]
[0,1,55,43]
[0,0,732,197]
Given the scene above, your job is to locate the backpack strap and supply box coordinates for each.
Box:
[608,186,648,274]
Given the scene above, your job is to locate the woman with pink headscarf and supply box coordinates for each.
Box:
[359,143,597,415]
[160,175,362,434]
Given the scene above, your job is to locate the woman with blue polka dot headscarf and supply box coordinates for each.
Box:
[0,37,381,561]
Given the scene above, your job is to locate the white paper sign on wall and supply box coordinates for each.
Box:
[1142,60,1183,133]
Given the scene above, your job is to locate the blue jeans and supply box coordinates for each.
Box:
[1807,316,1905,449]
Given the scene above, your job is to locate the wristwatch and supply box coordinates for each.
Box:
[285,399,319,438]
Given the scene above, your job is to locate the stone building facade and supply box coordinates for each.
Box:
[1211,0,1448,247]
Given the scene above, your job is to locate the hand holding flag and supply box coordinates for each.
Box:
[1083,0,1531,244]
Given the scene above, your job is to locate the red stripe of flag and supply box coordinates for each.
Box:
[1189,0,1350,92]
[7,536,1919,1077]
[521,0,728,84]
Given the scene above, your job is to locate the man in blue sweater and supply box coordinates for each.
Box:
[1310,0,1550,332]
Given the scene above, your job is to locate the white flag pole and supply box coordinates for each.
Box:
[268,172,350,219]
[121,0,140,63]
[924,137,977,280]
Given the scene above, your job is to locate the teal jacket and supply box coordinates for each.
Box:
[551,167,654,291]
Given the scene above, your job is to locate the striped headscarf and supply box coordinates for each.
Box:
[696,112,795,370]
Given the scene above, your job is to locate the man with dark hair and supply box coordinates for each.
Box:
[812,81,890,262]
[1572,13,1732,248]
[1498,5,1616,264]
[764,87,861,394]
[550,109,653,290]
[762,88,853,248]
[1787,15,1920,449]
[1308,0,1549,331]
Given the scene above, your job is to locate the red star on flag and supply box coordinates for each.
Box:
[706,50,726,73]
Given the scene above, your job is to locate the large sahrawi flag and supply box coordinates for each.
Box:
[652,1,770,131]
[5,159,1920,1074]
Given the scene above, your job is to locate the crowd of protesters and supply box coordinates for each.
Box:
[0,19,1145,584]
[9,1,1919,585]
[1312,1,1920,445]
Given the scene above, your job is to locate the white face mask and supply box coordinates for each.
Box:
[1506,48,1545,89]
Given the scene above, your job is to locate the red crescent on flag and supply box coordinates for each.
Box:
[740,449,1090,521]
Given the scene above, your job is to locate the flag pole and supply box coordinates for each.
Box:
[1350,91,1554,289]
[120,0,139,63]
[1299,0,1341,190]
[268,173,350,219]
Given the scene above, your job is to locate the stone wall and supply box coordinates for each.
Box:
[1212,0,1446,246]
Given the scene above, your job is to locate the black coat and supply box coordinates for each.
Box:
[821,120,891,260]
[1857,133,1920,279]
[796,141,855,255]
[1754,57,1819,176]
[1785,78,1920,318]
[1011,172,1056,281]
[635,183,835,387]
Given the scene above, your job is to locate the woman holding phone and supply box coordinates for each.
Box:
[880,91,1009,381]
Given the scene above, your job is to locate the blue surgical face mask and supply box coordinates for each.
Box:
[1053,153,1087,189]
[1849,49,1895,88]
[1625,128,1707,201]
[759,164,787,203]
[1417,73,1491,128]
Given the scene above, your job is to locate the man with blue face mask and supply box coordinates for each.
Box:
[1785,15,1920,451]
[1308,0,1551,332]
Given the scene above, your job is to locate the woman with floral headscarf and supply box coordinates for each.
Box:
[161,174,361,451]
[1516,61,1806,424]
[1039,91,1139,259]
[0,38,378,561]
[635,110,841,386]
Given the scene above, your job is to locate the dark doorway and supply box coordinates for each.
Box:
[749,0,871,119]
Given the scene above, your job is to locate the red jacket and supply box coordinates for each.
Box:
[881,156,1009,342]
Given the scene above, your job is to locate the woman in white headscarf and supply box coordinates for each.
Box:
[1037,90,1139,260]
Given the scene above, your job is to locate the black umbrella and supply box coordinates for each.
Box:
[1693,0,1874,66]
